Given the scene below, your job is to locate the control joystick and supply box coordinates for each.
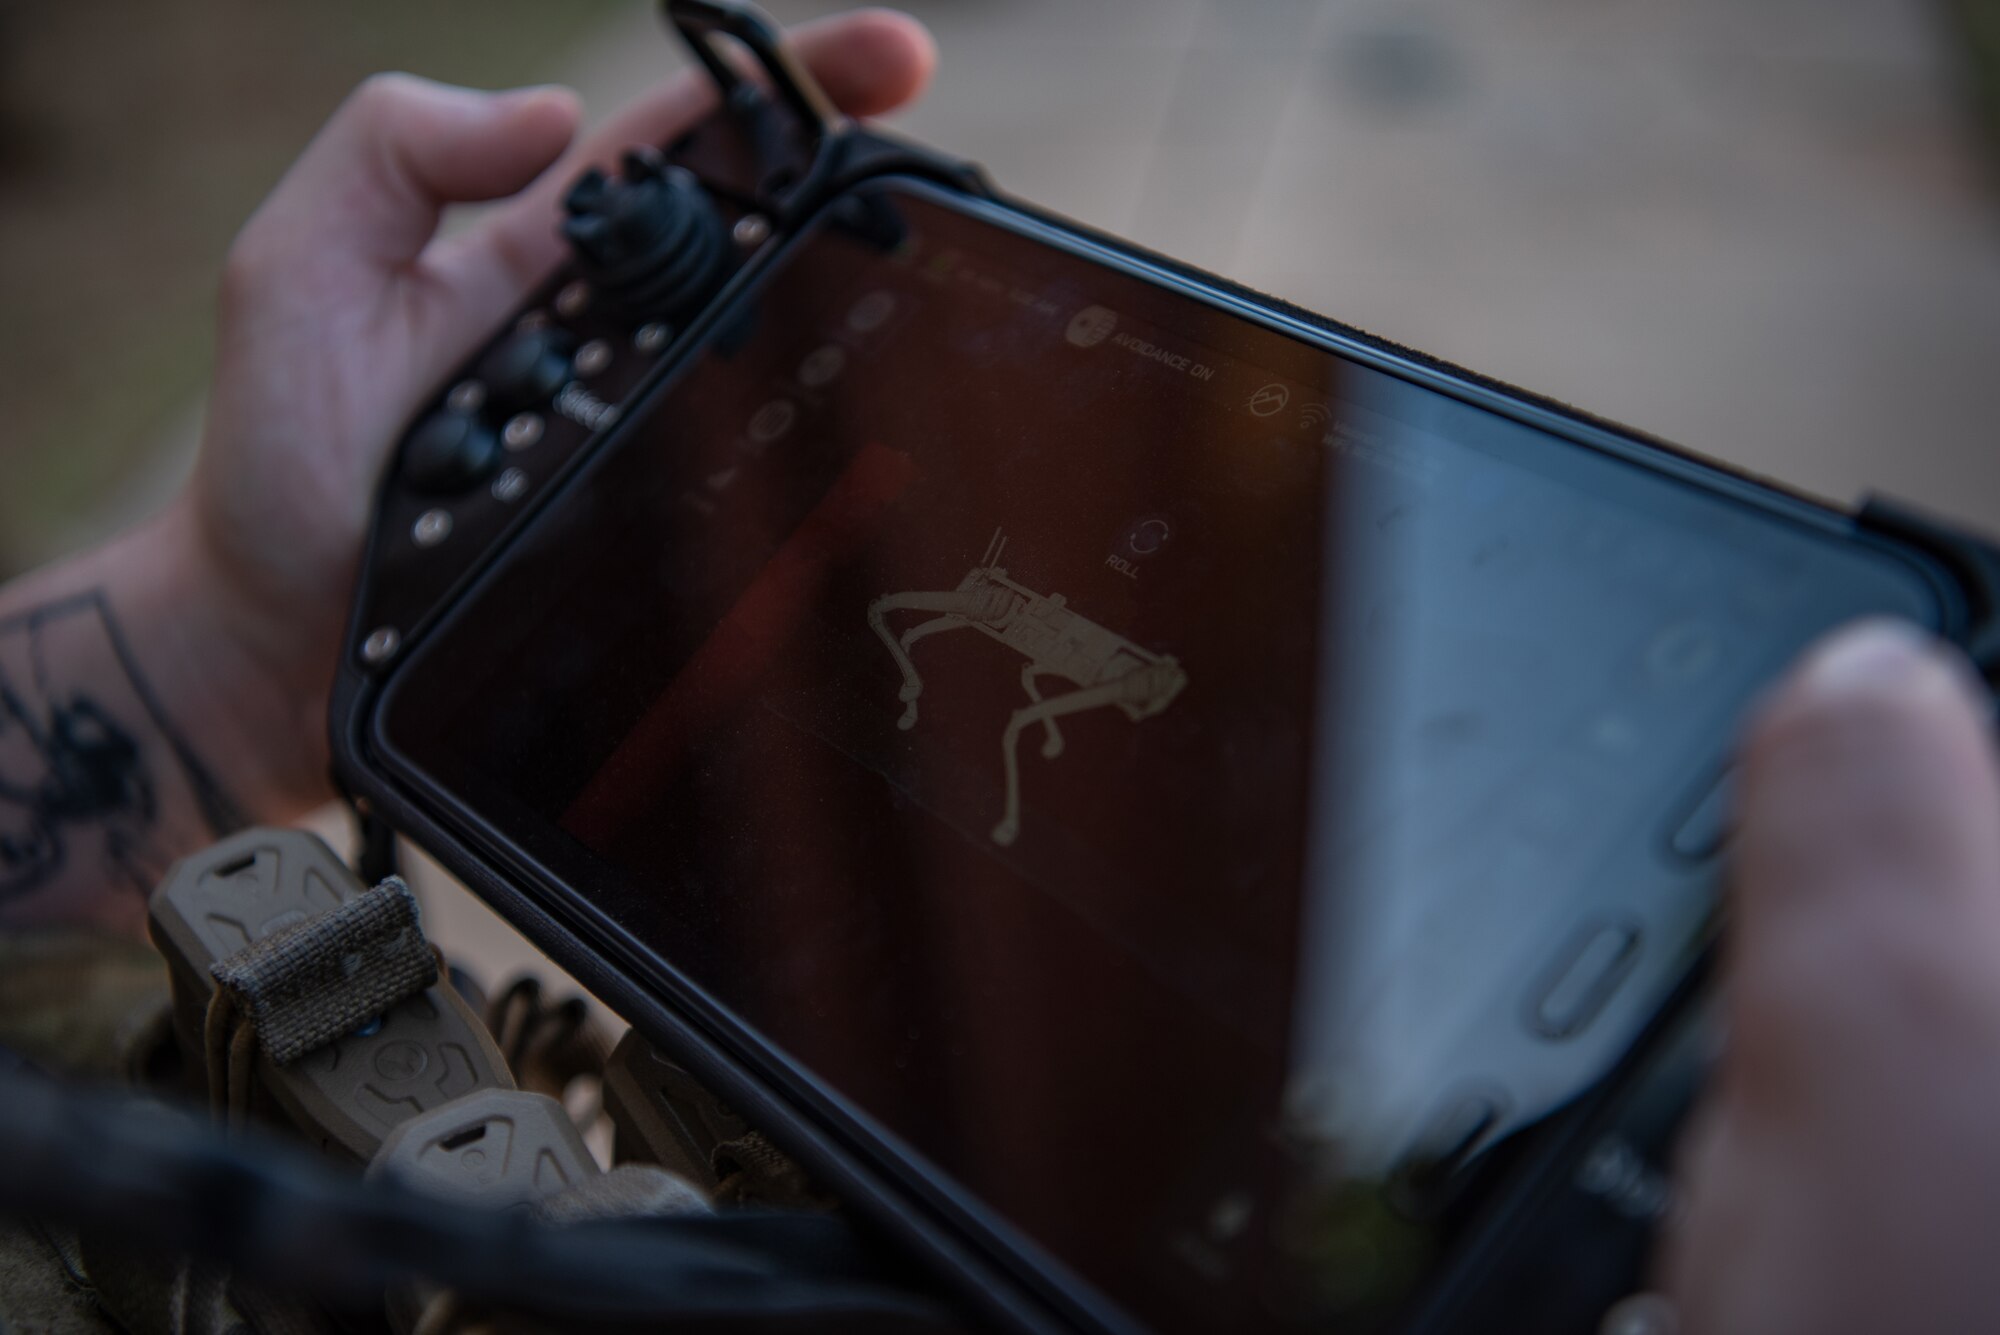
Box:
[479,326,574,413]
[401,411,500,496]
[562,148,727,320]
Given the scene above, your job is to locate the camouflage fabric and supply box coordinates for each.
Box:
[0,1218,118,1334]
[0,928,173,1081]
[0,928,172,1333]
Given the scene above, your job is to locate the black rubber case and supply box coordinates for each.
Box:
[329,4,2000,1331]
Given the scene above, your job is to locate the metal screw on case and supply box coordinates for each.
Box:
[492,468,529,503]
[445,380,485,414]
[573,339,613,378]
[413,509,453,547]
[1600,1293,1677,1335]
[554,280,590,319]
[732,214,771,249]
[634,322,671,355]
[360,627,401,665]
[503,413,543,452]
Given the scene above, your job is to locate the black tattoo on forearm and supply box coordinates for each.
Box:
[0,591,244,904]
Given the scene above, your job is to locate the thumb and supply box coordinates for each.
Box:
[231,74,580,276]
[1730,619,2000,1055]
[1665,621,2000,1334]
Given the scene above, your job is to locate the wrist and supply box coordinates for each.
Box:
[0,494,337,930]
[148,496,337,819]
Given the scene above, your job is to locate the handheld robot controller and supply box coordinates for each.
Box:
[330,4,2000,1333]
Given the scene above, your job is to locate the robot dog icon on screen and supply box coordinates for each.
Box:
[867,529,1188,846]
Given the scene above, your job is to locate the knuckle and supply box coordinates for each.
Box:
[217,225,276,317]
[1747,684,1878,768]
[347,70,426,123]
[1747,655,1959,777]
[1734,907,1964,1082]
[338,71,443,154]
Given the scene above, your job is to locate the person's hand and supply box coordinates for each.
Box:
[1663,621,2000,1333]
[176,9,935,812]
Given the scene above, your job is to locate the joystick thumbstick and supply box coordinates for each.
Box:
[478,327,574,413]
[402,411,500,495]
[561,149,726,320]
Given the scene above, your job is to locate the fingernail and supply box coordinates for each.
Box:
[1798,619,1941,693]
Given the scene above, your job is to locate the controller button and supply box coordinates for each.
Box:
[402,411,501,495]
[502,413,544,452]
[633,322,671,355]
[1530,923,1641,1039]
[480,327,575,413]
[1667,767,1732,862]
[491,468,529,504]
[412,508,453,548]
[573,338,613,378]
[445,380,486,414]
[555,280,591,320]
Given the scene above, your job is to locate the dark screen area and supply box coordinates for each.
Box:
[381,182,1942,1331]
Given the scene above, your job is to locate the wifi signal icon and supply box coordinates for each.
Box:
[1298,402,1331,432]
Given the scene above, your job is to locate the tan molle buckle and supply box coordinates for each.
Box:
[149,828,513,1159]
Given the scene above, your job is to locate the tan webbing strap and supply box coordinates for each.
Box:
[208,878,438,1066]
[199,989,251,1130]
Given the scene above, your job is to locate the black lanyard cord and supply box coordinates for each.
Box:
[0,1061,957,1331]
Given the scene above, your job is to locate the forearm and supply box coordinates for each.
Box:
[0,11,934,936]
[0,497,331,934]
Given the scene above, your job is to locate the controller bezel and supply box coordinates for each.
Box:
[331,4,2000,1332]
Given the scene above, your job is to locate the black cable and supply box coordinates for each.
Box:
[0,1065,956,1331]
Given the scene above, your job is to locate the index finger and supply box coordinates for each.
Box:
[466,8,936,295]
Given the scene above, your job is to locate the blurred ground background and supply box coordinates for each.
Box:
[1,0,1995,578]
[4,0,1998,970]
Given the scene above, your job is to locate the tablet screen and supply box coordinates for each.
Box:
[380,180,1941,1330]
